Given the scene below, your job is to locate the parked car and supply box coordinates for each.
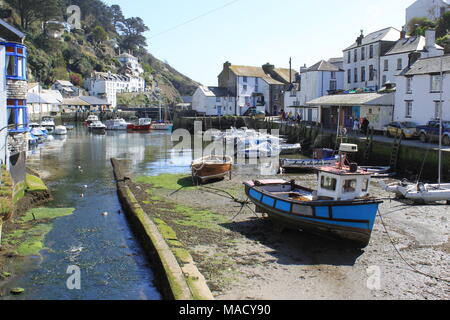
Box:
[416,120,450,145]
[384,121,419,139]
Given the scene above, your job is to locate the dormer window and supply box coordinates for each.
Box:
[3,43,27,81]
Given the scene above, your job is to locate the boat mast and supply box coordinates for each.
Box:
[438,55,443,186]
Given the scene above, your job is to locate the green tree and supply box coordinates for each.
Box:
[407,17,436,36]
[5,0,60,30]
[118,17,149,52]
[436,12,450,38]
[89,25,108,44]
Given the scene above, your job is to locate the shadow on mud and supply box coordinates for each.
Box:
[220,217,365,267]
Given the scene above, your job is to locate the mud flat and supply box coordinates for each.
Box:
[129,169,449,300]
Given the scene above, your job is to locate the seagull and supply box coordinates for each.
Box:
[80,194,84,198]
[101,211,108,216]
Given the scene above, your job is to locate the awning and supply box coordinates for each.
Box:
[306,92,394,107]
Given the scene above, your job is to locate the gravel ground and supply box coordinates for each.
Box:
[135,170,449,300]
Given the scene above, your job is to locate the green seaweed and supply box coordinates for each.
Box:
[25,174,48,192]
[135,174,194,191]
[20,207,75,223]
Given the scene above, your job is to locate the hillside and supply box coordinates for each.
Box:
[0,0,200,104]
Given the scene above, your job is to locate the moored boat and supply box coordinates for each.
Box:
[85,115,99,126]
[245,144,383,247]
[54,125,68,135]
[105,119,129,130]
[127,118,152,131]
[88,121,107,134]
[151,121,173,131]
[41,116,55,132]
[280,148,339,172]
[360,166,395,178]
[191,155,233,184]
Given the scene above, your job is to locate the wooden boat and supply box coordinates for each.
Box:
[246,144,383,247]
[191,155,233,184]
[127,118,152,131]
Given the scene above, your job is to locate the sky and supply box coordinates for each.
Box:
[103,0,415,85]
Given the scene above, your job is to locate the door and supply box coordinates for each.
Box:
[217,106,222,116]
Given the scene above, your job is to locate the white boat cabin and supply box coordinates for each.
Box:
[317,166,373,201]
[138,118,152,125]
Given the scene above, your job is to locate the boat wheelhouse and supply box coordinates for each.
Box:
[245,144,382,247]
[105,119,128,130]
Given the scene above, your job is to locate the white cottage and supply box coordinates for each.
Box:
[192,86,236,116]
[394,54,450,124]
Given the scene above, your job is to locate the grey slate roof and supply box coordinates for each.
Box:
[307,60,342,72]
[403,55,450,76]
[385,36,443,56]
[344,27,401,51]
[79,95,111,105]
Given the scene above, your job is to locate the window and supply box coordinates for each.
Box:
[361,66,366,82]
[216,97,220,102]
[242,85,247,93]
[354,68,358,83]
[4,43,27,80]
[243,76,247,83]
[369,45,374,59]
[397,58,403,70]
[354,49,358,62]
[361,47,365,60]
[384,60,389,71]
[435,101,443,119]
[329,80,337,91]
[382,75,387,85]
[321,176,337,191]
[405,101,413,118]
[369,65,374,81]
[406,77,413,93]
[343,180,357,193]
[331,71,336,79]
[431,74,442,92]
[362,179,369,192]
[347,69,352,84]
[347,51,351,63]
[7,99,28,132]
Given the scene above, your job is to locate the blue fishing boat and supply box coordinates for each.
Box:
[245,146,382,247]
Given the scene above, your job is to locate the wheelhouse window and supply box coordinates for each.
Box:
[7,99,28,132]
[321,176,337,191]
[362,179,369,192]
[343,179,357,193]
[2,43,27,81]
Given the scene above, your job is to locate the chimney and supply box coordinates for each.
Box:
[400,26,406,39]
[223,61,231,70]
[356,30,364,46]
[425,29,436,50]
[300,64,308,73]
[262,63,275,75]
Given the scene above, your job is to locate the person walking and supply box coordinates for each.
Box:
[361,118,370,135]
[353,118,360,133]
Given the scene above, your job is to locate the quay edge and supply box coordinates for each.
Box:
[110,158,214,301]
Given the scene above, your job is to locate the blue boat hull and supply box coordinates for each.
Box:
[245,184,381,247]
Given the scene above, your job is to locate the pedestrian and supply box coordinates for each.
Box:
[361,118,370,135]
[353,118,360,133]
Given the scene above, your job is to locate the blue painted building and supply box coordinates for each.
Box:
[0,18,27,180]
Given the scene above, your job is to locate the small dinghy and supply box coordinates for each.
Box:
[379,180,450,204]
[245,144,383,247]
[360,166,395,178]
[280,148,339,172]
[191,155,233,184]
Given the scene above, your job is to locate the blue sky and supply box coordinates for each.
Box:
[104,0,414,85]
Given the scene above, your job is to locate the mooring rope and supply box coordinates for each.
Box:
[377,209,450,284]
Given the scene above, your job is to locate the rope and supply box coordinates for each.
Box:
[377,209,450,284]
